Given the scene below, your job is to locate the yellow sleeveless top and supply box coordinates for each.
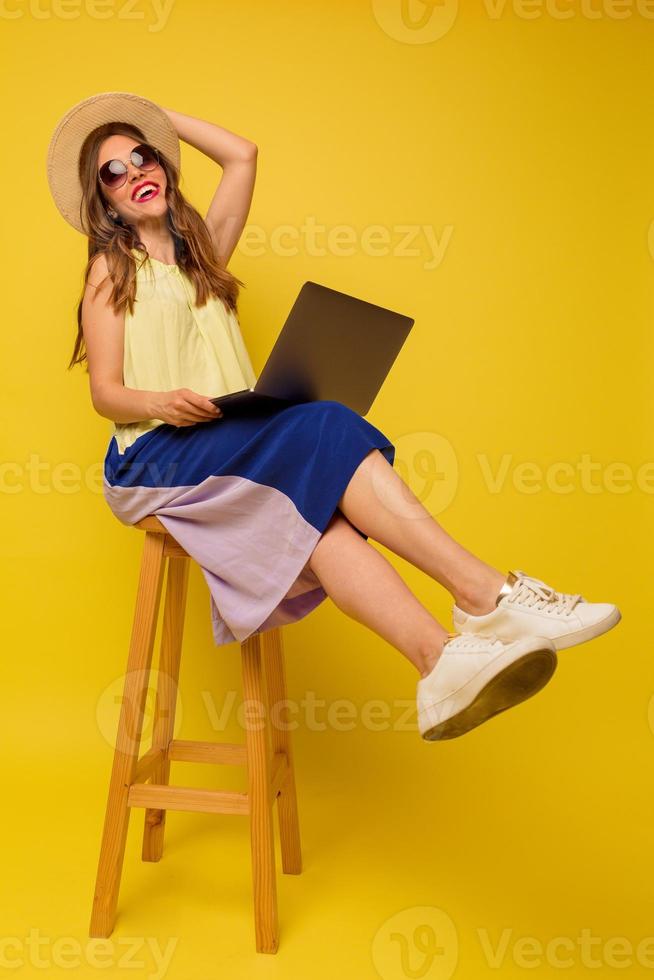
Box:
[113,248,257,454]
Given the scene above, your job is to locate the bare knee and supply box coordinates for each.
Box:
[308,510,354,570]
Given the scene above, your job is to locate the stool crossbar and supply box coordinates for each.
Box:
[88,515,302,954]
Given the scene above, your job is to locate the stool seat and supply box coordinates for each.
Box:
[133,515,168,532]
[89,513,302,953]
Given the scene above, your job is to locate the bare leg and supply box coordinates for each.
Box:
[337,449,507,616]
[308,512,449,678]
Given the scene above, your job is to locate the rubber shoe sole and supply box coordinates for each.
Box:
[549,605,621,650]
[419,643,558,741]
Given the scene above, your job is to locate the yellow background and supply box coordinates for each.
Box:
[2,0,652,976]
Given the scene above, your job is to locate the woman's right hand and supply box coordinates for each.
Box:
[152,388,223,427]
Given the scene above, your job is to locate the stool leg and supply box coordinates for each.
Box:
[241,633,279,954]
[89,530,166,938]
[142,554,190,862]
[264,628,302,874]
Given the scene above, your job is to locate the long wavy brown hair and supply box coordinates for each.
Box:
[68,120,245,371]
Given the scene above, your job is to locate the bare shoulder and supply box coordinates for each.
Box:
[82,252,121,332]
[86,252,112,293]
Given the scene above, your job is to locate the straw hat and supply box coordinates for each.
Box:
[46,91,181,235]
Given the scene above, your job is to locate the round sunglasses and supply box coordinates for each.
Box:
[98,143,160,189]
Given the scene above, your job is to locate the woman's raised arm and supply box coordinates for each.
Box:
[160,106,257,268]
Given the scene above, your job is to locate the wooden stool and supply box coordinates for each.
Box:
[89,516,302,954]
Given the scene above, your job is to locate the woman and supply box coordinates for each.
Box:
[46,92,621,742]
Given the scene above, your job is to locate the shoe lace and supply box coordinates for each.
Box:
[508,569,582,615]
[444,631,504,651]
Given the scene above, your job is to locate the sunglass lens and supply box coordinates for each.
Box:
[99,160,127,187]
[131,144,158,169]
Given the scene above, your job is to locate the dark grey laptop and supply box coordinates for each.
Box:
[210,280,414,417]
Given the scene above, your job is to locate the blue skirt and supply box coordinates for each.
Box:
[103,399,396,646]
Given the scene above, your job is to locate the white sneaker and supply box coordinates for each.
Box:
[417,631,557,741]
[452,569,622,651]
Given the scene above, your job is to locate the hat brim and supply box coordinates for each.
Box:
[46,91,181,236]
